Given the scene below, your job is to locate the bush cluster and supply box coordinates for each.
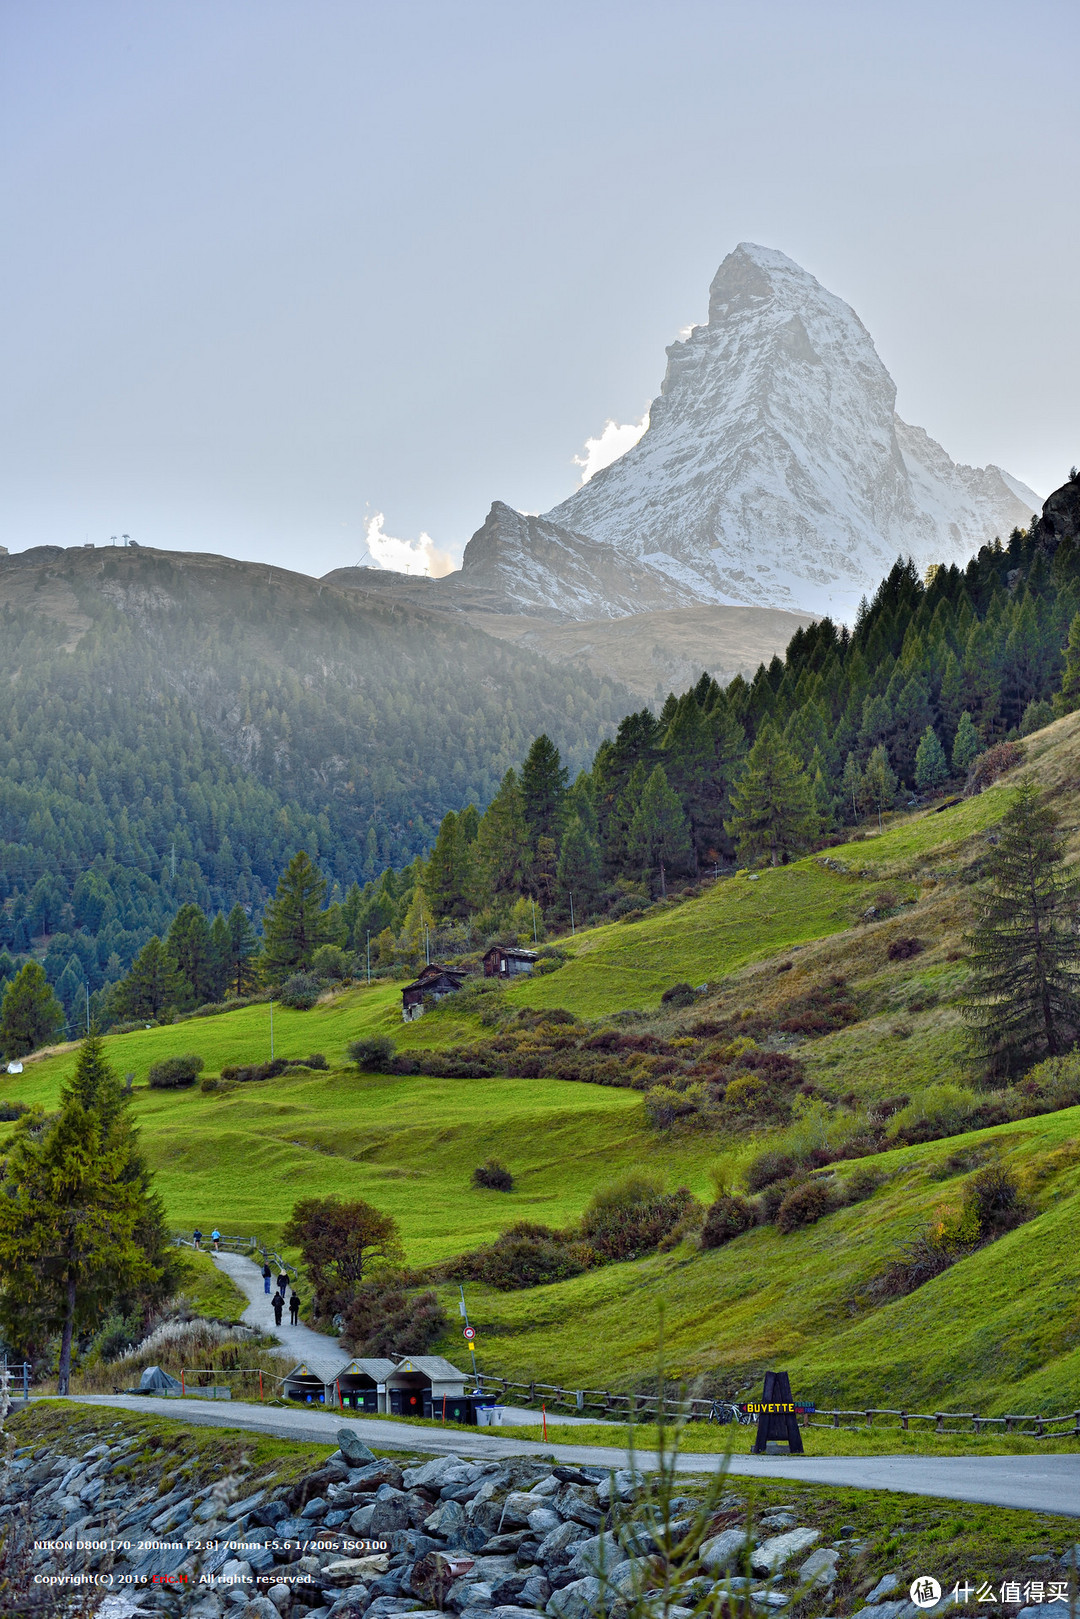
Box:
[866,1162,1030,1301]
[147,1053,204,1089]
[442,1221,594,1290]
[699,1193,756,1248]
[472,1158,514,1191]
[347,1035,397,1071]
[278,972,322,1010]
[341,1273,448,1357]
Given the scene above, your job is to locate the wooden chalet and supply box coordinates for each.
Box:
[483,944,538,978]
[401,962,466,1020]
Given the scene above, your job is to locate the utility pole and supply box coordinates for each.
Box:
[85,981,90,1036]
[458,1285,479,1386]
[366,930,371,985]
[269,999,274,1061]
[569,892,575,936]
[659,860,666,898]
[531,899,538,944]
[170,842,176,881]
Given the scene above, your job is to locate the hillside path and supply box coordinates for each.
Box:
[61,1393,1080,1516]
[210,1250,607,1426]
[211,1250,344,1380]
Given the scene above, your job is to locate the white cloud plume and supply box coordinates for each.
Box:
[572,410,650,485]
[362,512,455,577]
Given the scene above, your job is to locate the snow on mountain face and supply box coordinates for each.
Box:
[541,243,1040,618]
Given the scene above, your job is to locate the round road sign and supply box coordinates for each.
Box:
[463,1326,476,1341]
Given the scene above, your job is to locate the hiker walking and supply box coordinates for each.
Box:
[271,1291,284,1327]
[278,1268,288,1294]
[211,1228,221,1251]
[262,1262,272,1295]
[192,1228,202,1250]
[289,1291,300,1326]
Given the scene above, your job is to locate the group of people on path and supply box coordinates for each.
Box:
[263,1261,301,1327]
[191,1228,221,1251]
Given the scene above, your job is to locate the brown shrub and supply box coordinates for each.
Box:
[700,1194,757,1248]
[887,936,925,961]
[745,1150,799,1192]
[775,1177,835,1233]
[965,740,1024,795]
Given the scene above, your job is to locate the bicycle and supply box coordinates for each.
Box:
[708,1400,753,1426]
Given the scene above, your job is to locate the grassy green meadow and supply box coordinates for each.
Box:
[5,716,1080,1413]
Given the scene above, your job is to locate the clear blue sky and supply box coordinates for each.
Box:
[1,0,1076,575]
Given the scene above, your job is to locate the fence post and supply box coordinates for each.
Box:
[529,1382,536,1404]
[935,1413,943,1433]
[901,1412,908,1430]
[832,1411,839,1429]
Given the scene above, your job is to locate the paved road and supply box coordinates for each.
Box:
[211,1251,611,1427]
[63,1393,1080,1517]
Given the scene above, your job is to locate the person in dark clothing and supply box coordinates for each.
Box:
[262,1263,272,1295]
[192,1229,202,1249]
[289,1291,300,1325]
[278,1270,288,1294]
[271,1292,284,1327]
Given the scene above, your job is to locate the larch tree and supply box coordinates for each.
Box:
[474,769,531,903]
[952,711,983,775]
[226,903,261,996]
[961,780,1080,1076]
[521,734,568,848]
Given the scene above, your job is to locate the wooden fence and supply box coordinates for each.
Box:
[470,1373,1080,1440]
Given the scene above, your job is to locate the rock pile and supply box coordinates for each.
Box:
[1,1427,867,1619]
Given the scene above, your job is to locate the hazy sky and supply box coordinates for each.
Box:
[2,0,1077,577]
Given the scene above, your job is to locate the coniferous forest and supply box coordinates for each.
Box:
[3,474,1080,1038]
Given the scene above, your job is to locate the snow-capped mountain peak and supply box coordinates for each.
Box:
[534,243,1039,618]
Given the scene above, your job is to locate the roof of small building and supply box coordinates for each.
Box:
[333,1356,398,1381]
[281,1355,346,1385]
[402,967,466,993]
[386,1354,469,1382]
[485,945,538,961]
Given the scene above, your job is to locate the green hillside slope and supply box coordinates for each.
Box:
[5,712,1080,1412]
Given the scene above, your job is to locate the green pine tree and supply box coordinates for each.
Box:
[863,743,898,832]
[166,903,214,1007]
[555,814,602,917]
[952,711,983,775]
[914,725,949,791]
[474,769,531,902]
[113,937,183,1021]
[0,961,64,1058]
[725,722,816,867]
[961,781,1080,1076]
[1054,610,1080,716]
[0,1032,163,1393]
[628,765,693,890]
[840,751,864,825]
[262,851,331,980]
[521,734,568,846]
[226,903,261,997]
[425,811,475,921]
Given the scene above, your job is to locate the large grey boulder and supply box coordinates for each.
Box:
[750,1528,820,1575]
[337,1429,378,1467]
[566,1532,628,1578]
[546,1576,608,1619]
[799,1548,840,1588]
[699,1528,749,1574]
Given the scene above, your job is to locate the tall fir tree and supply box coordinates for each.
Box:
[0,1032,164,1393]
[725,722,816,867]
[914,725,949,791]
[628,765,693,890]
[556,814,602,918]
[474,769,531,903]
[1054,610,1080,716]
[863,743,898,831]
[226,903,261,996]
[262,851,331,979]
[425,811,475,921]
[114,937,183,1021]
[952,711,983,774]
[166,903,215,1007]
[520,734,568,847]
[961,781,1080,1075]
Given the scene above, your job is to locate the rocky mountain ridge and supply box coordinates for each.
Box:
[539,244,1039,618]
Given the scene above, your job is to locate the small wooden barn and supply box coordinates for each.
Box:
[482,945,538,978]
[401,963,466,1020]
